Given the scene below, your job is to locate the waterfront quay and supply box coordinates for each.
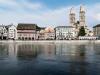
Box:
[0,40,100,44]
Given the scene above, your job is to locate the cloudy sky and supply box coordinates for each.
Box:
[0,0,100,28]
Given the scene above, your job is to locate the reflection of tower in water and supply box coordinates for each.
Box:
[69,45,87,75]
[70,45,87,62]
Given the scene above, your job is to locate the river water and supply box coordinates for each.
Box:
[0,42,100,75]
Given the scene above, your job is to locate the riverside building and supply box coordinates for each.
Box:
[55,26,76,40]
[44,26,55,40]
[6,25,17,40]
[93,24,100,39]
[0,25,8,40]
[39,27,45,40]
[39,26,55,40]
[17,23,40,40]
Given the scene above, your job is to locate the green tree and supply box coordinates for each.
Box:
[78,26,86,36]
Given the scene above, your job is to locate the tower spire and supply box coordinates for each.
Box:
[79,5,86,27]
[70,7,75,14]
[69,7,76,26]
[80,5,85,12]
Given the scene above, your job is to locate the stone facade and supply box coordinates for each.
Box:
[69,5,89,36]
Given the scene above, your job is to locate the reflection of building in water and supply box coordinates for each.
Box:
[0,44,9,58]
[0,43,18,60]
[44,44,56,56]
[68,45,87,75]
[2,43,41,60]
[8,43,18,59]
[55,44,87,62]
[68,45,86,61]
[40,44,56,59]
[75,45,86,57]
[17,44,39,59]
[93,44,100,55]
[56,44,77,56]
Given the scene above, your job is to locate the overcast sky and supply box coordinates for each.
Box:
[0,0,100,28]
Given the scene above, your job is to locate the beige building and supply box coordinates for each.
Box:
[39,28,45,40]
[39,26,55,40]
[44,26,55,40]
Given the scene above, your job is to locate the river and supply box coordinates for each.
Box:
[0,42,100,75]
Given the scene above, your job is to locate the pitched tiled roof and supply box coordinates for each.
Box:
[17,23,40,30]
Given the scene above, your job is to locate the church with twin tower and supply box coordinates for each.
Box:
[69,5,90,36]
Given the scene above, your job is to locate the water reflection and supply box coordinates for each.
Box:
[0,44,8,59]
[17,44,40,59]
[0,42,100,75]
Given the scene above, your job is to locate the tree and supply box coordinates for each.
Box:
[78,26,86,36]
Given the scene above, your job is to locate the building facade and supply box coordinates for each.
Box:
[79,36,98,40]
[7,25,17,40]
[39,28,45,40]
[17,23,40,40]
[44,27,55,40]
[39,27,55,40]
[93,24,100,38]
[0,25,8,40]
[55,26,76,40]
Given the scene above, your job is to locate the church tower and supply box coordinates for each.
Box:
[69,7,76,27]
[79,5,86,27]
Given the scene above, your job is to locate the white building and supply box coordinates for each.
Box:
[0,25,8,40]
[7,25,17,40]
[55,26,76,40]
[79,36,98,40]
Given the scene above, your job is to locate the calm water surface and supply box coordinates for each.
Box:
[0,42,100,75]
